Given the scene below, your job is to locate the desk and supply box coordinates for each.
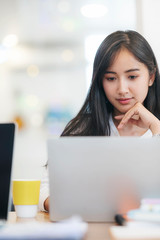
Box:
[8,212,113,240]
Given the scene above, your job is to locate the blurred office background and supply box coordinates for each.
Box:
[0,0,159,178]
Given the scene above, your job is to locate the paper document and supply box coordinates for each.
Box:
[0,216,87,240]
[109,225,160,240]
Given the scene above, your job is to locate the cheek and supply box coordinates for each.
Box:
[132,82,149,101]
[103,82,115,98]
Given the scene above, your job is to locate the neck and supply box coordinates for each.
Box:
[112,113,121,128]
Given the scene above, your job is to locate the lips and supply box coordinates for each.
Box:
[117,98,132,104]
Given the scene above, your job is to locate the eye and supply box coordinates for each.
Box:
[106,77,116,81]
[129,75,137,80]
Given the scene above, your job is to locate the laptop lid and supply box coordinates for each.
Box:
[48,137,160,222]
[0,123,15,222]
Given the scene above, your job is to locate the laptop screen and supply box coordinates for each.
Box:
[0,123,15,220]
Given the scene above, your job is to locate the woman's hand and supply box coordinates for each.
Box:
[115,102,160,135]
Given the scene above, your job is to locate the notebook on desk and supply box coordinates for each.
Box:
[0,123,16,226]
[48,137,160,222]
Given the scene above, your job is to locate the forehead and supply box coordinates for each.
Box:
[107,48,147,71]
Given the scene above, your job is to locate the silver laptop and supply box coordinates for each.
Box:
[48,137,160,222]
[0,123,16,225]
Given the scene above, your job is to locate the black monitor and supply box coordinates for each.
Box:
[0,123,15,220]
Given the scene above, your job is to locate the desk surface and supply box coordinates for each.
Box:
[8,212,113,240]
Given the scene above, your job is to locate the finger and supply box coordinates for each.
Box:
[114,115,125,120]
[129,119,140,126]
[115,114,139,120]
[117,110,138,129]
[131,114,139,120]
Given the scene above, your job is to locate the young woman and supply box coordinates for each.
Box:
[39,30,160,212]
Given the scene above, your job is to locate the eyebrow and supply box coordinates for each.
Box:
[105,69,140,74]
[125,68,140,73]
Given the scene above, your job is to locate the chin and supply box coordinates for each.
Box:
[116,107,133,115]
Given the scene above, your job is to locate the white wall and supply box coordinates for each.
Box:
[138,0,160,65]
[0,0,137,180]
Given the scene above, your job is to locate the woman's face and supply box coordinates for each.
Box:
[102,48,155,116]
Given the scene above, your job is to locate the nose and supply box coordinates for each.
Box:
[117,79,129,95]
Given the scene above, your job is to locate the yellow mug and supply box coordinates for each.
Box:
[12,179,41,218]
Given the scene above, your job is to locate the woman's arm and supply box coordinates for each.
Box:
[44,197,49,211]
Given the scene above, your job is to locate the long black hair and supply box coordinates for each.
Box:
[61,30,160,136]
